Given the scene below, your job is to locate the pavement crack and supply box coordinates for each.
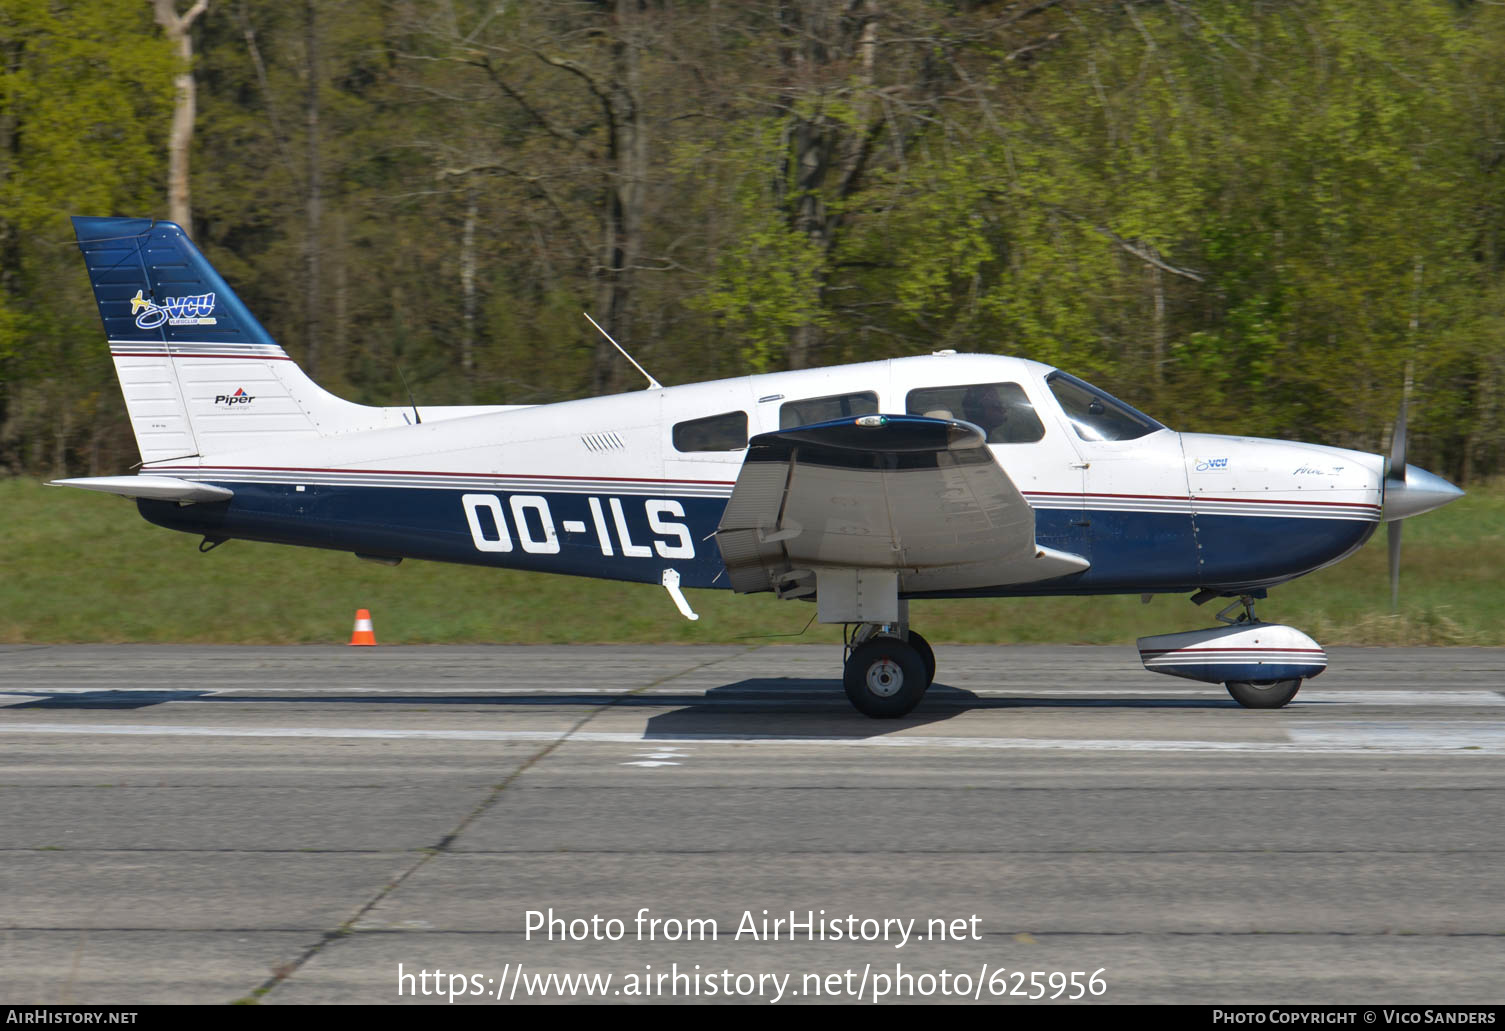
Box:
[237,647,756,1004]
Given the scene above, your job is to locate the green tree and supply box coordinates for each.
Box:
[0,0,174,474]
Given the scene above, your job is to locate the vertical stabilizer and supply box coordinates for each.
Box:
[72,216,394,463]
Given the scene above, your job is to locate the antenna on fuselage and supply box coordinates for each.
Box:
[584,312,662,390]
[394,361,422,424]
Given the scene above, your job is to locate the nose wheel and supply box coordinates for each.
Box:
[1225,678,1303,709]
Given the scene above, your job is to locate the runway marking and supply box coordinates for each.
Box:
[3,721,1505,756]
[1278,691,1504,706]
[623,746,690,768]
[1288,721,1505,750]
[0,688,1500,708]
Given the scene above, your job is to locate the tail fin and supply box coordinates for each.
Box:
[72,216,397,464]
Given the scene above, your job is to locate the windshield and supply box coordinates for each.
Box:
[1045,371,1165,442]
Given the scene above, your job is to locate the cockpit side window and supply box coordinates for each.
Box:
[779,390,879,429]
[672,410,748,452]
[904,382,1045,444]
[1045,371,1164,441]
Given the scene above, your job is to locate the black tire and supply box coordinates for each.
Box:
[844,638,929,718]
[907,630,936,686]
[1225,678,1303,709]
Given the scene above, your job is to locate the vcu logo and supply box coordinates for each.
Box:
[129,288,217,329]
[214,388,255,406]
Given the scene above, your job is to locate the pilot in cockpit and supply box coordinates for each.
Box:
[963,384,1012,443]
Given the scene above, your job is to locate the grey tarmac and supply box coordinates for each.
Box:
[1,643,1503,1005]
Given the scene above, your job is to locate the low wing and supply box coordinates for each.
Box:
[714,414,1088,597]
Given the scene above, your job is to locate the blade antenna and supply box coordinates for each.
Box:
[395,361,422,424]
[584,312,662,390]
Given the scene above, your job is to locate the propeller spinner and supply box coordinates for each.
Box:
[1381,400,1465,609]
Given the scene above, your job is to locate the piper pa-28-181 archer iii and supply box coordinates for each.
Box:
[56,215,1465,717]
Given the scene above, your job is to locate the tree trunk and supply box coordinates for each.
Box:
[1151,262,1165,394]
[780,0,880,370]
[591,0,649,395]
[333,211,347,385]
[304,0,322,375]
[461,187,477,402]
[785,117,834,370]
[0,38,20,444]
[151,0,209,234]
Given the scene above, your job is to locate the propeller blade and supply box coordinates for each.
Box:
[1388,519,1403,612]
[1387,397,1405,608]
[1387,400,1407,484]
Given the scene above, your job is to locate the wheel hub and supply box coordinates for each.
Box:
[865,657,904,697]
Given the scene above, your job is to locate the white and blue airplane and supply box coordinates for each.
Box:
[55,216,1464,717]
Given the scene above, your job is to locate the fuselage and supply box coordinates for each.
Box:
[135,353,1383,597]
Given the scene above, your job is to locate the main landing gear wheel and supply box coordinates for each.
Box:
[844,638,929,718]
[907,630,936,686]
[1224,678,1303,709]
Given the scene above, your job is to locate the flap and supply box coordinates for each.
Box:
[715,415,1088,596]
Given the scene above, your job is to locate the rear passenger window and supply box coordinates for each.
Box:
[779,391,879,429]
[905,382,1045,443]
[673,410,748,452]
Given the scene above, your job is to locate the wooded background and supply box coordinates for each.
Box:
[3,0,1504,482]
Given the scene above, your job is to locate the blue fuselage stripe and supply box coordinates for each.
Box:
[137,484,1376,596]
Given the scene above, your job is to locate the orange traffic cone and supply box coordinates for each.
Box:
[349,609,377,646]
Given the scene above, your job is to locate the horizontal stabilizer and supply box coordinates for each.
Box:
[49,476,233,503]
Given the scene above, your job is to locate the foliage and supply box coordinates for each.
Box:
[0,0,175,473]
[3,1,1505,481]
[687,121,832,373]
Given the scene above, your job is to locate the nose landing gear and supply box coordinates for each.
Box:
[1137,595,1328,710]
[1213,596,1305,708]
[1224,678,1304,708]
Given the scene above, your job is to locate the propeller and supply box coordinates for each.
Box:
[1379,397,1464,611]
[1386,402,1406,612]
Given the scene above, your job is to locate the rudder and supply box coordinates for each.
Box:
[72,216,395,464]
